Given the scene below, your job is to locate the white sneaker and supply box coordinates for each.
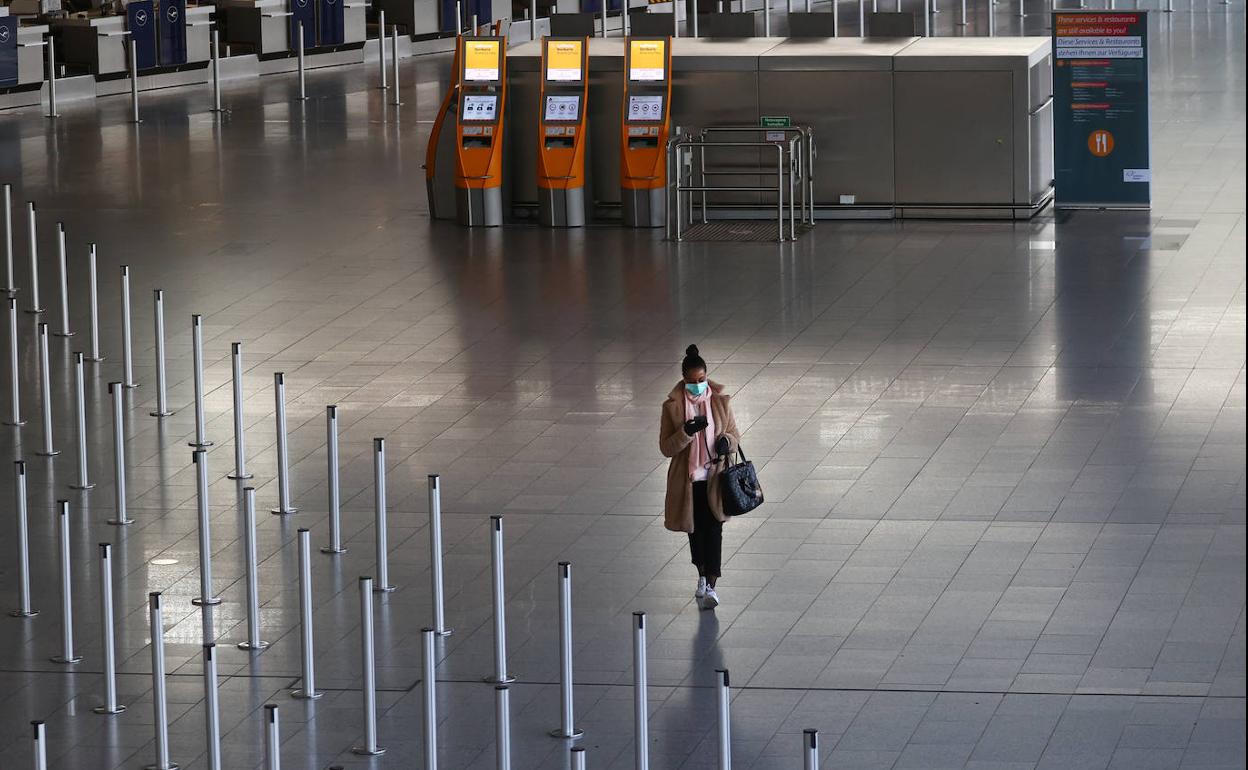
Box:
[700,586,720,610]
[695,576,708,600]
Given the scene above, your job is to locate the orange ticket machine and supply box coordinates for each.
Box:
[537,37,590,228]
[454,35,507,227]
[620,37,672,229]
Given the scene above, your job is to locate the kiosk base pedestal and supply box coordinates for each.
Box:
[456,186,503,227]
[622,187,665,228]
[539,187,586,228]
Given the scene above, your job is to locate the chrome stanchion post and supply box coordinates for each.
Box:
[36,323,59,456]
[352,576,386,756]
[296,22,307,101]
[484,516,515,683]
[422,628,438,770]
[120,265,137,388]
[191,450,221,607]
[264,704,281,770]
[189,314,211,444]
[550,562,582,739]
[572,746,587,769]
[46,35,58,118]
[94,543,126,714]
[495,685,512,770]
[3,298,22,425]
[428,474,451,635]
[25,202,43,313]
[923,0,930,34]
[129,38,141,124]
[803,728,819,770]
[32,721,48,770]
[238,488,270,650]
[764,0,771,35]
[227,343,251,479]
[150,291,173,417]
[377,9,387,89]
[390,26,401,107]
[271,372,297,515]
[51,501,81,663]
[633,611,648,770]
[455,1,462,30]
[54,222,72,336]
[321,405,345,554]
[290,529,321,699]
[373,438,395,592]
[675,0,682,36]
[70,352,93,489]
[9,461,37,617]
[148,592,177,770]
[107,382,134,525]
[858,0,865,35]
[1018,0,1024,18]
[210,29,223,112]
[716,669,731,770]
[1,183,14,293]
[203,644,222,770]
[958,0,966,24]
[86,244,103,361]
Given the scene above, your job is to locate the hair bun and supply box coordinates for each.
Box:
[685,344,699,357]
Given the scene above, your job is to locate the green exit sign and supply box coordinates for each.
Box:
[760,116,791,128]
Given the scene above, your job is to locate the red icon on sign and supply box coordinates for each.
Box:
[1088,130,1115,157]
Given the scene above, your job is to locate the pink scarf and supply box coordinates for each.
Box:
[684,389,716,481]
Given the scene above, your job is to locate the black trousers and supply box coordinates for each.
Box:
[687,481,723,579]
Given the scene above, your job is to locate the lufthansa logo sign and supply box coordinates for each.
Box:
[135,9,148,25]
[166,5,178,21]
[0,28,10,44]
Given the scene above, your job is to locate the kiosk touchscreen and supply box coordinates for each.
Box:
[453,36,507,227]
[537,37,590,227]
[620,37,672,228]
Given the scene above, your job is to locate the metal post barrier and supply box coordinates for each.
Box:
[9,461,37,617]
[87,244,103,361]
[923,0,930,34]
[484,516,515,683]
[265,704,281,770]
[352,576,386,756]
[455,1,462,32]
[108,382,134,525]
[550,562,582,739]
[989,0,996,33]
[54,222,72,336]
[422,628,438,770]
[803,729,819,770]
[36,323,59,456]
[192,450,222,606]
[148,592,177,770]
[959,0,967,24]
[377,9,387,89]
[495,685,512,770]
[190,314,211,445]
[1018,0,1024,18]
[3,298,21,426]
[624,2,630,35]
[677,0,683,36]
[322,405,345,554]
[150,291,173,417]
[633,611,648,770]
[51,501,82,663]
[203,643,222,770]
[32,721,48,770]
[428,474,451,635]
[572,746,587,769]
[373,437,395,592]
[858,0,864,34]
[600,3,606,36]
[70,352,93,489]
[120,265,137,387]
[226,342,251,479]
[716,669,731,770]
[25,202,43,314]
[472,12,478,31]
[291,528,321,698]
[238,487,270,650]
[272,372,297,514]
[297,22,307,101]
[764,0,771,35]
[211,29,223,112]
[530,0,538,40]
[2,183,13,293]
[390,26,401,107]
[129,38,141,124]
[93,543,125,714]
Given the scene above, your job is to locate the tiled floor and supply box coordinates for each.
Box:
[0,5,1244,769]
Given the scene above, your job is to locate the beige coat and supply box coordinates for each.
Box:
[659,380,741,533]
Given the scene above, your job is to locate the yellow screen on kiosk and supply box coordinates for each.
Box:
[546,39,583,82]
[464,40,502,82]
[629,40,665,82]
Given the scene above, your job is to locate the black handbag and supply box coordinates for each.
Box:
[716,443,764,516]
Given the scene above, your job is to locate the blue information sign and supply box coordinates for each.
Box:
[289,0,316,49]
[1052,11,1151,208]
[157,0,187,66]
[0,17,18,88]
[127,0,158,71]
[319,0,345,46]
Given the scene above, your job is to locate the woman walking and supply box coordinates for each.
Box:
[660,345,741,610]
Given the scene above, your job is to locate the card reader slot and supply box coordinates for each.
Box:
[463,137,493,149]
[628,137,660,150]
[544,137,575,149]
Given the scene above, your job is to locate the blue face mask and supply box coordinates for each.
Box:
[685,381,708,397]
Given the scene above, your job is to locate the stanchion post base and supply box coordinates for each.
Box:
[271,507,299,515]
[351,746,387,756]
[69,483,96,490]
[320,545,347,554]
[123,382,139,389]
[35,450,61,457]
[51,654,83,664]
[8,609,38,617]
[188,440,213,448]
[549,727,585,739]
[227,471,254,480]
[24,308,46,314]
[143,762,179,770]
[150,410,175,417]
[374,584,397,594]
[290,688,323,700]
[237,640,270,651]
[93,704,127,715]
[482,674,517,684]
[191,597,223,607]
[2,420,28,426]
[54,331,75,338]
[107,518,135,526]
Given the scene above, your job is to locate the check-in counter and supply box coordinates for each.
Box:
[185,5,212,62]
[5,15,48,88]
[56,15,130,75]
[892,36,1053,218]
[759,37,916,209]
[219,0,291,55]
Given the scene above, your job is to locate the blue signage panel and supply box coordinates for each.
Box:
[0,18,18,88]
[127,0,158,71]
[319,0,345,46]
[289,0,316,49]
[581,0,622,11]
[157,0,187,66]
[1053,11,1151,208]
[441,0,493,31]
